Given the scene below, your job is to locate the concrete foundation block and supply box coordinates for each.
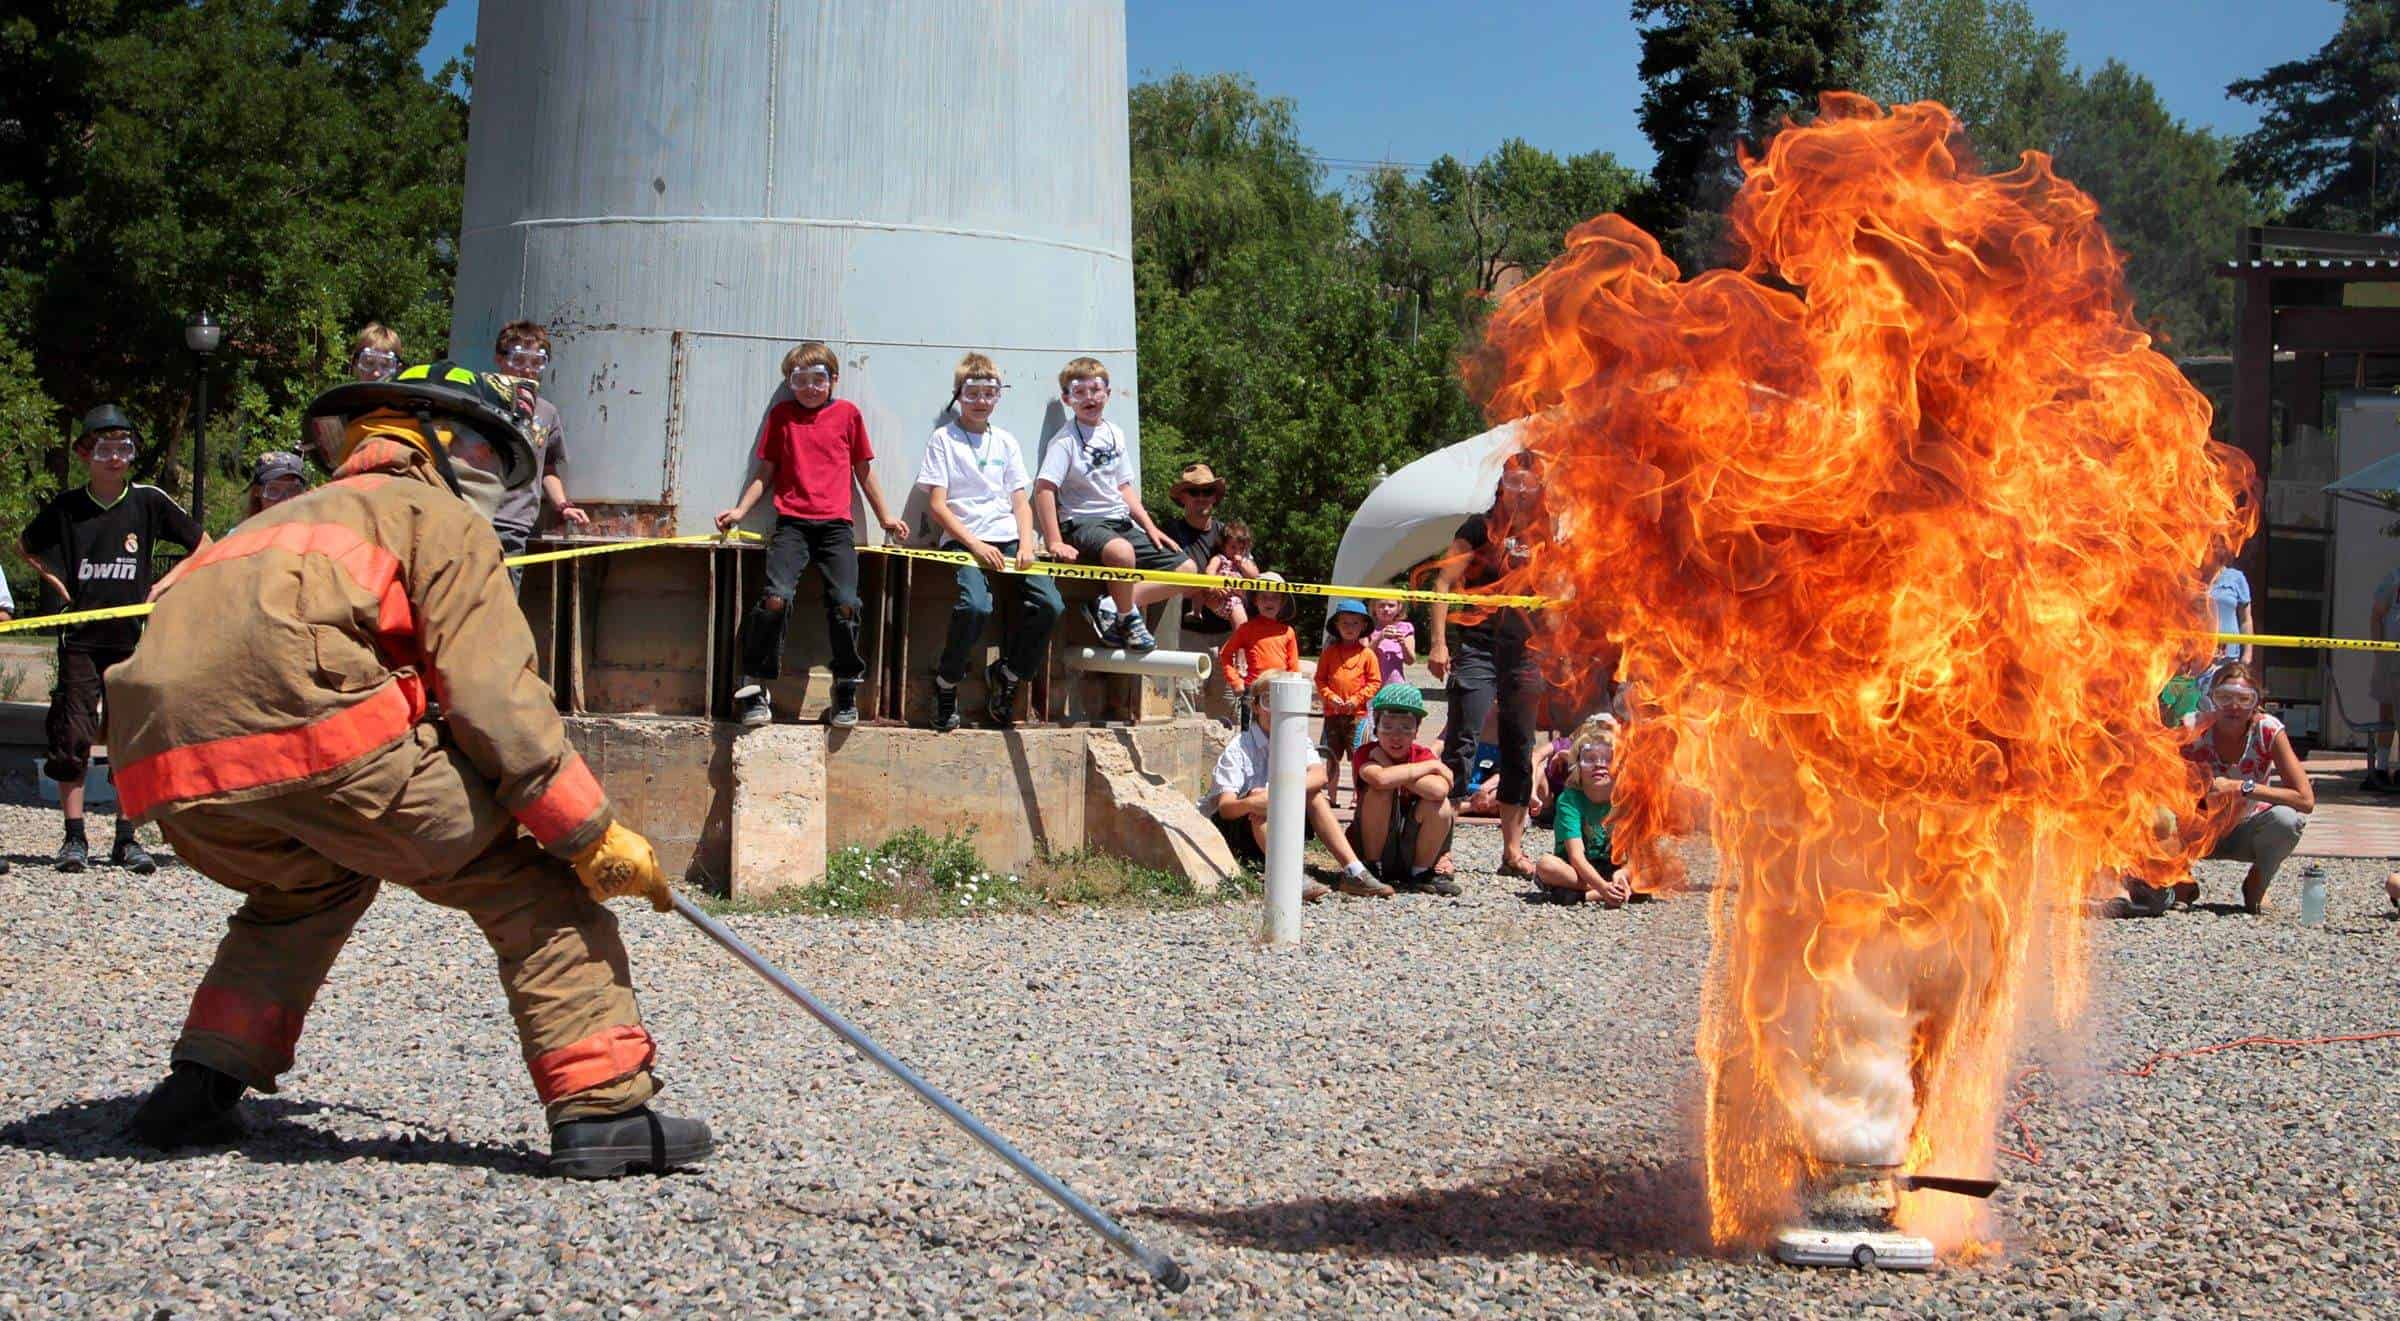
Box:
[1083,730,1239,895]
[565,715,730,891]
[730,724,828,899]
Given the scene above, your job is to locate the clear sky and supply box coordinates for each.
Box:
[424,1,2340,176]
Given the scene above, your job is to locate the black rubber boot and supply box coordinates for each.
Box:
[126,1061,248,1149]
[548,1106,715,1179]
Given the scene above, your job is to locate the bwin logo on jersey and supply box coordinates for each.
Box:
[78,559,139,582]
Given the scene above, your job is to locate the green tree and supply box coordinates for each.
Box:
[2035,62,2256,353]
[1633,0,1883,266]
[1129,73,1482,593]
[1129,72,1344,297]
[1858,0,2065,153]
[0,328,63,610]
[2229,0,2400,232]
[1860,3,2256,352]
[3,0,468,532]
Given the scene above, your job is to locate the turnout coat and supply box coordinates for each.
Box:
[106,432,611,860]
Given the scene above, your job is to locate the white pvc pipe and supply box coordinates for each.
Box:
[1065,647,1214,680]
[1259,673,1311,947]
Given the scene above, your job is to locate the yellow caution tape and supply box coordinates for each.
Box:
[857,542,1553,609]
[0,530,763,636]
[9,532,2372,656]
[501,529,759,568]
[2208,631,2400,654]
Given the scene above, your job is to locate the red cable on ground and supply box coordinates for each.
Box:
[1994,1030,2400,1165]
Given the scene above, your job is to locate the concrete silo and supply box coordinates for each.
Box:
[451,0,1139,535]
[447,0,1175,738]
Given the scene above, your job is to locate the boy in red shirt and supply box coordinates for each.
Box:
[1349,683,1458,895]
[717,342,909,727]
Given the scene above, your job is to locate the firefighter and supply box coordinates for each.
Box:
[113,362,712,1177]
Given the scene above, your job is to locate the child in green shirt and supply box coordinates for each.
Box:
[1535,716,1635,906]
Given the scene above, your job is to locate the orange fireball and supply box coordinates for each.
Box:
[1475,94,2250,1249]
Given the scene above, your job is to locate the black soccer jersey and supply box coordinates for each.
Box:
[21,483,204,652]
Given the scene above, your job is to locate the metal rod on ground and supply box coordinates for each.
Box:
[666,893,1189,1293]
[1259,673,1312,947]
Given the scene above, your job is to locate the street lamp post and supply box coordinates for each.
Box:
[184,312,222,526]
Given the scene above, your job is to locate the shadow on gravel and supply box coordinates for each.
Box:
[0,1094,543,1173]
[1147,1154,1711,1272]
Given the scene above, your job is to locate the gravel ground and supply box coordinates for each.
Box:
[2,782,2397,1319]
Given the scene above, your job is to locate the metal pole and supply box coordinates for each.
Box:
[190,365,209,529]
[1259,673,1311,946]
[666,893,1190,1293]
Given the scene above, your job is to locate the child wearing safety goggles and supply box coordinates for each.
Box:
[1533,715,1635,906]
[1033,357,1187,652]
[350,323,403,383]
[486,322,587,568]
[18,404,209,875]
[719,341,911,728]
[913,354,1061,731]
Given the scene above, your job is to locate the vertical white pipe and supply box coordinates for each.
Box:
[1260,673,1312,946]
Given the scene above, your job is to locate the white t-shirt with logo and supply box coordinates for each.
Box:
[1037,419,1134,522]
[916,422,1030,546]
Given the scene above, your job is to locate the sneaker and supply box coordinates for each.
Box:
[932,682,961,733]
[733,683,772,727]
[126,1060,248,1149]
[1081,599,1120,642]
[112,833,158,876]
[1120,611,1157,652]
[547,1105,715,1179]
[984,661,1020,728]
[1302,879,1332,904]
[55,836,88,874]
[828,681,861,728]
[1336,869,1395,899]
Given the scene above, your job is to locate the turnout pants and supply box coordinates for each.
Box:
[157,725,657,1124]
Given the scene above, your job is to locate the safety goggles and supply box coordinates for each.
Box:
[1502,470,1540,496]
[1578,746,1614,771]
[258,474,308,502]
[502,347,550,372]
[353,348,400,380]
[2209,684,2260,710]
[789,366,832,392]
[959,377,1002,405]
[1065,380,1110,402]
[89,437,138,462]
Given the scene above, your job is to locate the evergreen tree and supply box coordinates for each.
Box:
[1633,0,1883,267]
[2229,0,2400,232]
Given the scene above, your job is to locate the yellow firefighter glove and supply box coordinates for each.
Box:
[573,822,672,912]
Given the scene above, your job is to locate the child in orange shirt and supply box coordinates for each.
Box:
[1220,573,1299,705]
[1315,599,1381,806]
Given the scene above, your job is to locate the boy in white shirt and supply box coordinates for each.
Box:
[915,354,1062,731]
[1203,671,1392,899]
[1033,357,1187,652]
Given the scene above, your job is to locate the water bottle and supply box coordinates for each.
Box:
[2298,863,2328,928]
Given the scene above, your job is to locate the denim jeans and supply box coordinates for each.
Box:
[737,517,863,681]
[935,541,1064,685]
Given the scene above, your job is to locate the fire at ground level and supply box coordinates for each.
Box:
[2,795,2394,1316]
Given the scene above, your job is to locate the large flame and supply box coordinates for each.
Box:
[1475,95,2251,1249]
